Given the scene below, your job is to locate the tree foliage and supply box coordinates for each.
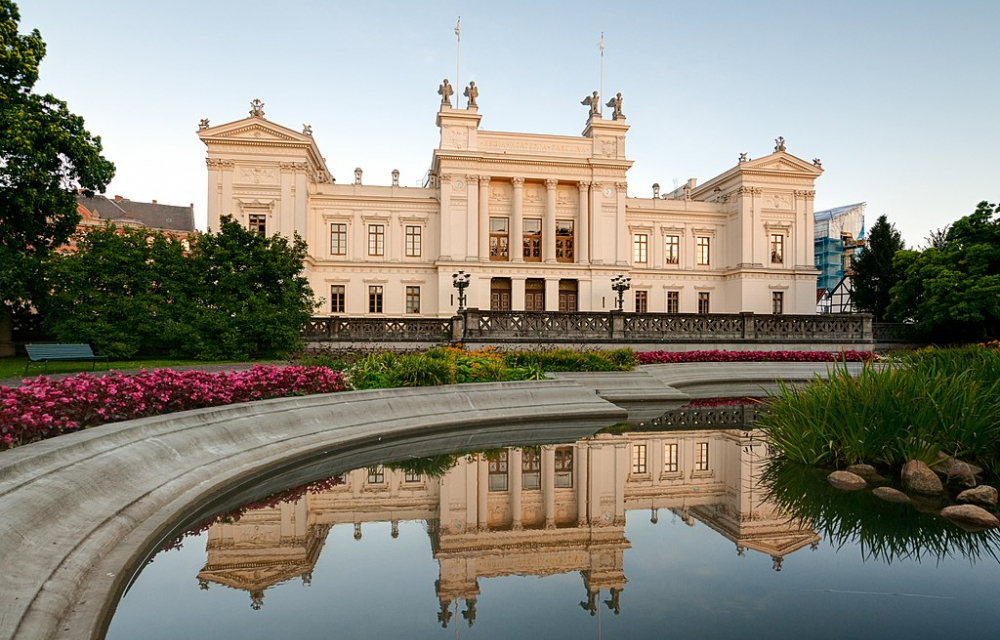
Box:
[850,214,905,321]
[45,217,317,359]
[888,201,1000,341]
[0,0,115,309]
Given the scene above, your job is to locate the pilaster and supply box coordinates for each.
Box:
[544,179,557,263]
[511,178,524,263]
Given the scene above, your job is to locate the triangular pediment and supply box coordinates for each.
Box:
[742,151,822,176]
[198,562,313,591]
[200,118,310,144]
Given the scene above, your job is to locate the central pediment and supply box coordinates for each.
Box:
[200,118,311,144]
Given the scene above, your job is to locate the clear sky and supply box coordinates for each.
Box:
[20,0,1000,246]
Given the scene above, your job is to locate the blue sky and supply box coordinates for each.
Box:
[21,0,1000,246]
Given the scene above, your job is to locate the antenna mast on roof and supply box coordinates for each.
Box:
[598,32,605,115]
[455,17,461,106]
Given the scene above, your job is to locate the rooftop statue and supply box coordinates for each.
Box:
[249,98,265,118]
[438,79,454,107]
[581,91,600,118]
[605,92,624,120]
[463,81,478,108]
[774,136,786,152]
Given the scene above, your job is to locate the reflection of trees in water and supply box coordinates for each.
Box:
[761,458,1000,565]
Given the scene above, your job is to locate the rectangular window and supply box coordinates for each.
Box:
[633,233,648,264]
[330,285,345,314]
[404,470,422,483]
[635,290,648,313]
[632,443,647,475]
[554,446,573,488]
[523,218,542,262]
[330,223,347,255]
[556,219,574,262]
[770,234,784,264]
[367,464,385,484]
[695,442,709,471]
[248,214,266,235]
[489,217,509,261]
[698,291,710,315]
[368,224,384,256]
[405,225,422,257]
[696,236,711,265]
[666,291,679,314]
[772,291,784,315]
[488,451,509,492]
[368,285,383,313]
[522,449,541,490]
[664,443,679,473]
[406,286,421,314]
[665,235,680,264]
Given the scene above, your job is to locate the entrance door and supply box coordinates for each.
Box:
[490,278,511,311]
[558,279,578,312]
[525,279,545,311]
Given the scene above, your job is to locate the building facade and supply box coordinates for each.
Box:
[199,89,822,317]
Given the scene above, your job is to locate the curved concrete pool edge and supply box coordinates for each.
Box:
[0,362,866,640]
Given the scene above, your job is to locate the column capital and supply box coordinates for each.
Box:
[511,177,525,188]
[479,175,491,186]
[614,181,628,192]
[439,173,454,184]
[578,181,591,191]
[466,173,480,183]
[545,178,558,190]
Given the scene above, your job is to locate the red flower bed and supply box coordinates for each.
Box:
[635,349,876,365]
[0,365,346,450]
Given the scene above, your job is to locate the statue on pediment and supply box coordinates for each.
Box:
[302,124,312,136]
[438,79,454,107]
[463,81,478,108]
[198,118,210,130]
[774,136,786,152]
[249,99,265,118]
[605,92,624,120]
[739,152,748,162]
[581,91,600,117]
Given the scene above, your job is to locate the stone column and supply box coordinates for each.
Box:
[512,277,526,312]
[478,176,491,262]
[615,182,628,266]
[544,178,557,263]
[510,449,523,530]
[466,175,479,261]
[543,447,556,529]
[545,278,559,312]
[477,456,489,531]
[511,178,524,263]
[439,174,453,261]
[578,181,590,264]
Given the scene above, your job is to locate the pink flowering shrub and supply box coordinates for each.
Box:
[635,349,876,365]
[0,365,346,450]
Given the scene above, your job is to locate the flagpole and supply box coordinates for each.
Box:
[455,16,461,106]
[599,32,605,116]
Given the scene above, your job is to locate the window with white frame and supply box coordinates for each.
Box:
[664,442,679,473]
[368,224,385,256]
[695,442,709,471]
[696,236,711,265]
[633,233,648,264]
[405,225,422,257]
[665,235,680,264]
[331,223,347,255]
[770,234,784,264]
[632,443,647,474]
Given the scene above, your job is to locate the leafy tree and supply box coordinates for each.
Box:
[45,226,191,359]
[183,216,316,360]
[0,0,115,350]
[850,214,905,321]
[888,201,1000,341]
[45,217,316,360]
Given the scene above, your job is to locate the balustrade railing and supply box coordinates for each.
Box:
[304,317,453,342]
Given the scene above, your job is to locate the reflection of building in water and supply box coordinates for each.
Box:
[197,429,817,617]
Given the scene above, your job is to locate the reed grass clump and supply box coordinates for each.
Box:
[757,346,1000,473]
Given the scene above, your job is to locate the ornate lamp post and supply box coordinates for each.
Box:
[611,275,631,311]
[452,270,471,312]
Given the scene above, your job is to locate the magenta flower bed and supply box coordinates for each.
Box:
[635,349,876,365]
[0,365,346,450]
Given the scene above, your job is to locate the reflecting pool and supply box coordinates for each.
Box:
[107,420,1000,639]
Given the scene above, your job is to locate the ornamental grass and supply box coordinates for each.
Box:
[636,349,876,365]
[756,346,1000,473]
[0,365,346,450]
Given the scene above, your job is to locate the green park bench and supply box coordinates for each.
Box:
[24,343,109,375]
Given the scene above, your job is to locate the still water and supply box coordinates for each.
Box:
[107,422,1000,639]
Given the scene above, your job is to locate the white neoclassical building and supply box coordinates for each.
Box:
[199,88,823,317]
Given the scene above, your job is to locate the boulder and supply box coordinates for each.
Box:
[957,485,999,507]
[934,453,980,488]
[872,486,911,504]
[846,464,888,483]
[902,460,944,496]
[828,470,867,491]
[940,505,1000,532]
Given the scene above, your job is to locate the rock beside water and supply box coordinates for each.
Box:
[902,460,944,495]
[957,485,998,507]
[934,454,980,488]
[940,505,1000,532]
[872,486,911,504]
[846,464,887,484]
[828,470,867,491]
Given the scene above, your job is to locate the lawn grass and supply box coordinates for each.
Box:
[0,357,278,381]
